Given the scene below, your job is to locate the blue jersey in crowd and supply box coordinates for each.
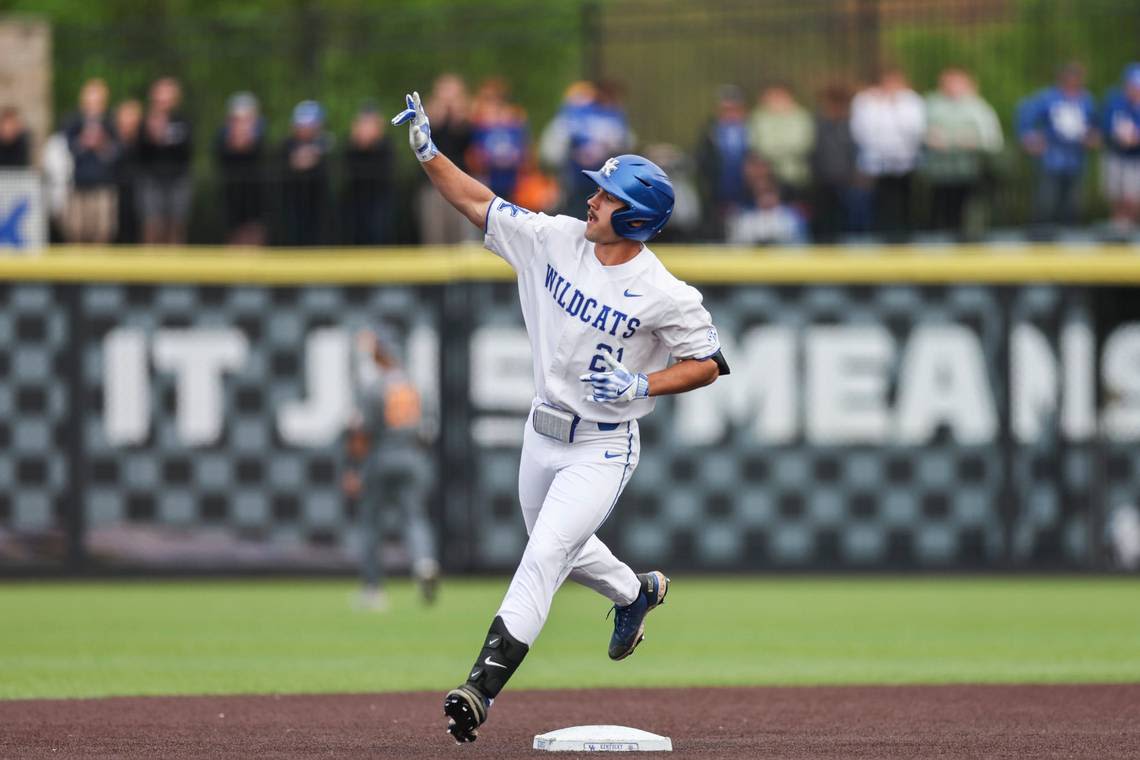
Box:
[1016,87,1097,174]
[1102,90,1140,157]
[714,120,749,206]
[472,119,528,200]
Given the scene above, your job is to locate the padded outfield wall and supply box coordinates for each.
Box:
[2,248,1140,573]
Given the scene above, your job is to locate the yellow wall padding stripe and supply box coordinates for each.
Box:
[1,245,1139,284]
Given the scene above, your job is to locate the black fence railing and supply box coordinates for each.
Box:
[11,0,1140,245]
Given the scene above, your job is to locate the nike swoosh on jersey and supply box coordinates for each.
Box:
[604,451,623,459]
[623,289,643,297]
[484,656,508,669]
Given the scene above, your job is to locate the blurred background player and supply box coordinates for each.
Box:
[342,327,440,612]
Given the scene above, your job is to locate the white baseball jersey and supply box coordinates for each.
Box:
[484,197,722,423]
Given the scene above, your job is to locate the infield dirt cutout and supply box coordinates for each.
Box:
[2,684,1137,759]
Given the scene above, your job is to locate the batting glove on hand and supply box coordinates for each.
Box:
[391,91,438,162]
[579,351,649,404]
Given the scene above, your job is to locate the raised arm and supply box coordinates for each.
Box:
[392,92,493,230]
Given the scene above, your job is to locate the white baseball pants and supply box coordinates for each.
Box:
[496,409,642,646]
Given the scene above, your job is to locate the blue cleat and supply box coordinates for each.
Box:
[608,571,669,661]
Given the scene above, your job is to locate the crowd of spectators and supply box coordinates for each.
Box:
[2,62,1140,247]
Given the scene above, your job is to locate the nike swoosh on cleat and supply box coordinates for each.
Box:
[484,656,508,669]
[604,451,622,459]
[487,637,500,648]
[623,289,643,297]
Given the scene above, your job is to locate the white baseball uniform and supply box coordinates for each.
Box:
[484,196,722,646]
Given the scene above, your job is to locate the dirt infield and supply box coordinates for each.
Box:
[2,684,1137,759]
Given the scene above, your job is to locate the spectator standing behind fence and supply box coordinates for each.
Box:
[726,153,807,245]
[748,83,815,202]
[0,106,30,166]
[922,68,1004,240]
[62,79,120,244]
[418,74,474,244]
[468,78,529,203]
[809,83,857,243]
[280,100,332,246]
[1101,63,1140,237]
[851,68,925,242]
[343,102,394,245]
[1016,62,1099,236]
[342,327,440,612]
[113,100,142,244]
[137,77,193,245]
[214,92,266,246]
[695,85,751,241]
[539,79,635,218]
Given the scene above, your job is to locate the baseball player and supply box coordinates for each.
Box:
[342,327,440,611]
[392,91,729,744]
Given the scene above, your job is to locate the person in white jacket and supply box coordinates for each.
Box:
[851,68,925,241]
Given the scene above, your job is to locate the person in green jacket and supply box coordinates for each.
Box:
[748,84,815,201]
[922,68,1004,238]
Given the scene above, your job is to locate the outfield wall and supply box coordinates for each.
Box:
[2,247,1140,573]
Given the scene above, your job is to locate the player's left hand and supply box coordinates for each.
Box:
[580,351,649,404]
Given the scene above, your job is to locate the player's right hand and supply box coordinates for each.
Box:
[391,91,438,162]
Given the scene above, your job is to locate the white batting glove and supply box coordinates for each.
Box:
[390,91,438,162]
[579,351,649,404]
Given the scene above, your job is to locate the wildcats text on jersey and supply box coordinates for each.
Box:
[543,263,641,339]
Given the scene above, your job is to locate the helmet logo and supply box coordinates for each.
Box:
[600,157,620,177]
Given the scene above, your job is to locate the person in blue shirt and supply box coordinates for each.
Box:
[539,80,635,218]
[1101,63,1140,236]
[695,85,751,240]
[1016,62,1099,234]
[469,78,529,203]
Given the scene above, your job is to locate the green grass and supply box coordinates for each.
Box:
[1,577,1138,699]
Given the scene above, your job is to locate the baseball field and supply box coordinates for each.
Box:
[2,576,1138,758]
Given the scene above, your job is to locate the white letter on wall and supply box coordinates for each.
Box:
[1101,324,1140,441]
[277,328,351,446]
[152,328,249,447]
[1011,323,1056,444]
[806,325,893,444]
[103,327,150,446]
[674,327,797,445]
[895,325,996,444]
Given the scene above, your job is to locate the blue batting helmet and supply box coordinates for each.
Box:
[582,154,675,242]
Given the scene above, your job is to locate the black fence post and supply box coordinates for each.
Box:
[581,0,603,83]
[62,283,87,573]
[855,0,881,83]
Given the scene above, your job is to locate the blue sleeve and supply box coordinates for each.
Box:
[1015,91,1044,138]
